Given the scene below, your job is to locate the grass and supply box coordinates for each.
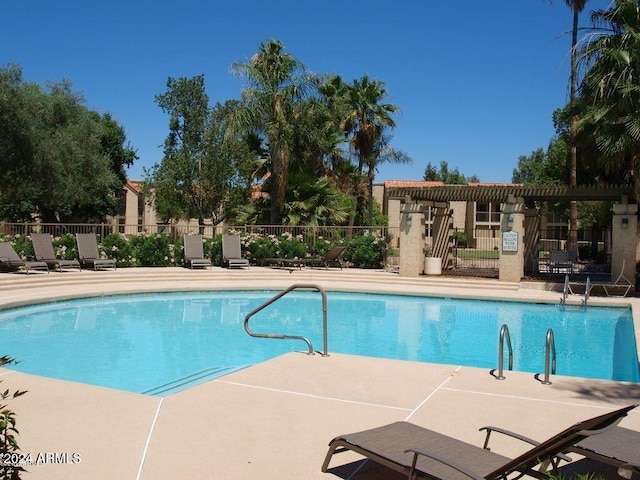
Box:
[454,249,500,260]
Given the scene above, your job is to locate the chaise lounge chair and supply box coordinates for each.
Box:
[75,233,116,271]
[0,242,49,274]
[322,404,636,480]
[570,426,640,478]
[31,233,81,272]
[183,234,212,269]
[222,234,249,269]
[303,245,347,269]
[569,259,633,297]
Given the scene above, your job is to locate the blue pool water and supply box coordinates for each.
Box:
[0,291,637,394]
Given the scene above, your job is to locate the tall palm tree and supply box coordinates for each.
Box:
[566,0,589,254]
[546,0,588,250]
[341,75,400,227]
[577,0,640,197]
[229,40,311,224]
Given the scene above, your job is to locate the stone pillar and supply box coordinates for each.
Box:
[399,200,425,277]
[612,203,637,288]
[499,202,524,283]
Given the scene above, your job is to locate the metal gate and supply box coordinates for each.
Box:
[449,227,500,278]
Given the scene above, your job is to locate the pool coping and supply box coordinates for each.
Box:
[0,267,638,479]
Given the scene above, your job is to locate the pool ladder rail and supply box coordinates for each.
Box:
[495,324,556,384]
[244,283,329,356]
[562,274,590,306]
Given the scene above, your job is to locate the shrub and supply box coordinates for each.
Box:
[102,234,135,267]
[51,234,78,261]
[128,233,173,266]
[344,234,386,269]
[454,231,469,248]
[204,235,222,266]
[0,355,27,480]
[275,233,307,259]
[243,234,276,265]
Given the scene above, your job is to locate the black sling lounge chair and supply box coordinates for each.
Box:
[0,242,49,274]
[222,234,249,269]
[303,245,347,269]
[183,234,212,269]
[569,426,640,478]
[322,404,637,480]
[75,234,116,271]
[31,233,81,272]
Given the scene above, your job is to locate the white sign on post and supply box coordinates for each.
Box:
[502,231,518,252]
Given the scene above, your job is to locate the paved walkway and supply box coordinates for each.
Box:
[0,267,638,479]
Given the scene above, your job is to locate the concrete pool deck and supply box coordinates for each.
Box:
[0,267,638,479]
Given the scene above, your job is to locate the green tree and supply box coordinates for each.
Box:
[204,100,257,224]
[0,64,133,223]
[423,161,477,184]
[97,112,138,184]
[145,75,212,226]
[547,0,589,250]
[230,40,312,224]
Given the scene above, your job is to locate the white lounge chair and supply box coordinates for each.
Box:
[569,259,633,297]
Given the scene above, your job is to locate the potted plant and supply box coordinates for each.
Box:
[424,245,442,275]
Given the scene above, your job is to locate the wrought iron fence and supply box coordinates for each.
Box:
[449,228,500,276]
[533,229,611,278]
[0,222,401,268]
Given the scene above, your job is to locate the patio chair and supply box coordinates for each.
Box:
[0,242,49,274]
[303,245,347,269]
[183,234,212,269]
[75,234,116,271]
[222,234,249,269]
[569,259,633,297]
[31,233,81,272]
[322,404,636,480]
[569,426,640,479]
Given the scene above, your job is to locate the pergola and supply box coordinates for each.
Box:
[386,184,633,204]
[385,183,637,283]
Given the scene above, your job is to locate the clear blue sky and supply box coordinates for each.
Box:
[3,0,612,183]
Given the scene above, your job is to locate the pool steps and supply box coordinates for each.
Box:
[0,266,522,293]
[142,365,250,396]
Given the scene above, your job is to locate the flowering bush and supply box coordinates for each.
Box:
[243,234,276,264]
[102,234,136,267]
[128,233,175,266]
[51,234,78,260]
[275,233,307,259]
[2,230,388,269]
[344,233,386,269]
[205,236,222,266]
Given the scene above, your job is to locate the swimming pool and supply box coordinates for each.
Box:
[0,290,637,394]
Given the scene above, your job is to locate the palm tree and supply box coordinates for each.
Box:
[566,0,589,254]
[229,40,311,224]
[576,0,640,197]
[341,75,401,227]
[546,0,588,250]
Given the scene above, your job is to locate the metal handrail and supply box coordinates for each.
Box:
[496,324,513,380]
[562,275,569,305]
[541,328,556,385]
[244,283,329,356]
[584,277,591,306]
